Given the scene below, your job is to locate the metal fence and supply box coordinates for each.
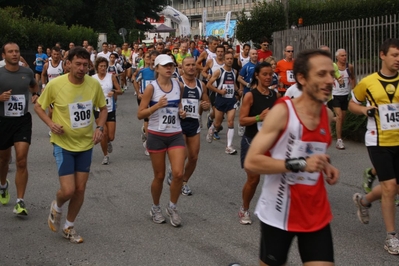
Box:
[272,14,399,81]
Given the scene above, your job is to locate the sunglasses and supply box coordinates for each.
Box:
[286,50,294,53]
[262,44,269,47]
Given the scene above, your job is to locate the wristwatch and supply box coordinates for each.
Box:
[285,157,307,173]
[96,126,104,132]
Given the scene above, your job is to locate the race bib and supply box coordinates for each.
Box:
[286,70,295,83]
[158,107,178,131]
[257,121,263,131]
[69,100,93,129]
[36,58,43,66]
[105,96,113,112]
[284,140,327,185]
[222,84,235,98]
[182,98,199,119]
[379,103,399,131]
[4,94,25,117]
[141,80,153,94]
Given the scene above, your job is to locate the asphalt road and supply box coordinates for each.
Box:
[1,84,398,266]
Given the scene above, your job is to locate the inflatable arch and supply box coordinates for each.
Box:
[160,6,191,37]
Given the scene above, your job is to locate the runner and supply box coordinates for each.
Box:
[0,42,39,216]
[237,43,250,68]
[245,48,339,265]
[33,45,48,84]
[137,54,187,227]
[166,57,210,195]
[92,57,123,165]
[350,38,399,255]
[206,51,241,154]
[238,62,278,225]
[34,47,107,243]
[275,45,295,96]
[134,51,159,155]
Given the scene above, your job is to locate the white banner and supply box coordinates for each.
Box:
[224,11,231,39]
[202,9,207,37]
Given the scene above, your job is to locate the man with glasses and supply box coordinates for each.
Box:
[275,45,295,96]
[257,38,273,63]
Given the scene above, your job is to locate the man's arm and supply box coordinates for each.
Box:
[206,69,222,94]
[41,63,49,90]
[201,59,212,80]
[195,51,207,71]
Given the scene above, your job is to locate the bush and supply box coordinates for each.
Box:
[0,7,98,50]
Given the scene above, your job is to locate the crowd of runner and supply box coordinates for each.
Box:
[1,36,399,265]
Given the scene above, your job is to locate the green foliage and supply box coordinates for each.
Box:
[0,0,167,46]
[0,7,97,50]
[288,0,399,27]
[235,1,286,43]
[339,111,367,142]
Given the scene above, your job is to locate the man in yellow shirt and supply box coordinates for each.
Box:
[35,47,107,244]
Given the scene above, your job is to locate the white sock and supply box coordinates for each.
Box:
[0,182,7,189]
[227,128,234,147]
[169,201,177,209]
[17,198,23,203]
[64,220,74,229]
[53,201,62,213]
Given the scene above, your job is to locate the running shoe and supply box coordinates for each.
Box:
[385,234,399,255]
[48,200,62,232]
[225,146,237,155]
[353,193,370,224]
[238,125,245,137]
[63,227,84,243]
[207,113,213,129]
[101,155,110,165]
[150,205,166,224]
[107,142,113,154]
[141,126,147,142]
[213,132,220,140]
[13,200,28,216]
[206,127,214,143]
[166,205,182,227]
[166,166,172,185]
[238,207,252,225]
[181,183,192,196]
[0,179,10,205]
[363,168,376,194]
[336,139,345,150]
[143,141,149,156]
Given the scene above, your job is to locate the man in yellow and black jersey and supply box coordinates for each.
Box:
[349,38,399,255]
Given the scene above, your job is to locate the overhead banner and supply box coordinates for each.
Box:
[202,9,207,37]
[224,11,231,39]
[206,20,236,38]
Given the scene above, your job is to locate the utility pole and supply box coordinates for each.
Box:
[282,0,289,29]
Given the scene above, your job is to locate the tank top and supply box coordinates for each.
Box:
[138,67,155,94]
[216,68,236,100]
[245,88,278,139]
[179,76,203,120]
[92,73,115,112]
[333,66,351,96]
[239,52,250,67]
[107,65,119,75]
[206,49,216,60]
[254,98,332,232]
[172,67,180,79]
[148,79,182,134]
[209,58,225,87]
[47,60,64,81]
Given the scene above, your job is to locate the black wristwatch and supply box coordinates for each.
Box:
[285,157,307,173]
[96,126,104,132]
[32,92,40,97]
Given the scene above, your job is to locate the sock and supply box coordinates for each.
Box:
[152,204,160,209]
[387,231,396,236]
[53,201,62,213]
[64,220,74,229]
[210,124,215,132]
[17,198,23,203]
[227,128,234,147]
[0,182,7,189]
[169,201,177,209]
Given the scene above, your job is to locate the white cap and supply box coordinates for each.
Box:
[154,54,174,67]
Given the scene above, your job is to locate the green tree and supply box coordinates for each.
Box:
[235,1,286,43]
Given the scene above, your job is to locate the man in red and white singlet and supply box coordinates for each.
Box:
[244,49,340,266]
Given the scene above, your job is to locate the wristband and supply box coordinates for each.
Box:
[285,157,307,173]
[367,108,375,117]
[42,84,46,89]
[32,92,40,97]
[255,115,260,122]
[246,83,250,88]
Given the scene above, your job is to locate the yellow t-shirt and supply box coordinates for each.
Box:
[352,72,399,146]
[38,74,106,152]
